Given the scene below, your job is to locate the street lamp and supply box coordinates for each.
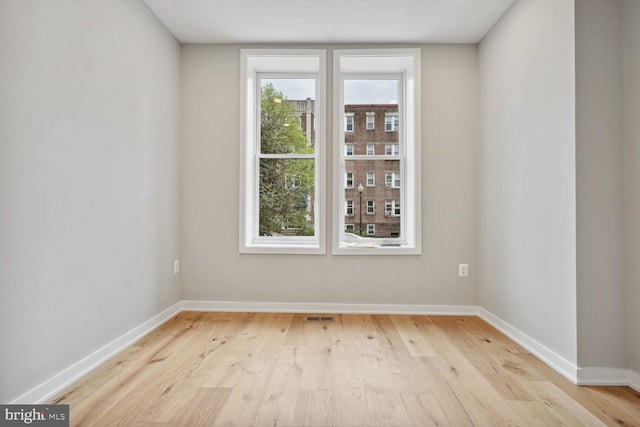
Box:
[357,183,364,236]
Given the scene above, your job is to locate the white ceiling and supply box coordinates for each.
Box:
[143,0,515,44]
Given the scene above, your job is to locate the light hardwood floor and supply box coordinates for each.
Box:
[50,312,640,426]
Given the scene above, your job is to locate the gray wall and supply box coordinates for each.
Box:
[181,44,479,305]
[0,0,182,403]
[478,0,578,364]
[575,0,627,369]
[623,0,640,374]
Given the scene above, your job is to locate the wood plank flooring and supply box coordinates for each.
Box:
[50,312,640,426]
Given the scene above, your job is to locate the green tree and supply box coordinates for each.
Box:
[259,84,315,236]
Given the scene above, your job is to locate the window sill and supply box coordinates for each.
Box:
[240,243,325,255]
[333,243,421,256]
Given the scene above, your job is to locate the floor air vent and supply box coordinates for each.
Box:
[306,316,335,322]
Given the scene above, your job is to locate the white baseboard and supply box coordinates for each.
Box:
[630,370,640,393]
[577,367,630,386]
[181,300,480,316]
[477,307,579,383]
[10,302,182,405]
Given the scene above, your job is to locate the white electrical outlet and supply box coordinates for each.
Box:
[173,259,180,274]
[458,264,468,277]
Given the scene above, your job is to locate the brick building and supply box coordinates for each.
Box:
[344,104,400,238]
[289,100,400,238]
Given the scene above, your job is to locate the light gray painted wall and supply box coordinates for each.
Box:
[478,0,578,364]
[181,44,478,305]
[575,0,627,369]
[623,0,640,374]
[0,0,181,402]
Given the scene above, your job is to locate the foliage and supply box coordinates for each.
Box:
[259,84,315,236]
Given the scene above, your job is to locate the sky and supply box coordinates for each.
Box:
[262,78,398,105]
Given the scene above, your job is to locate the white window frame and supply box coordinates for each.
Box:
[366,112,375,130]
[366,172,375,187]
[385,113,399,132]
[385,172,401,189]
[345,200,354,216]
[240,49,326,254]
[345,172,354,189]
[333,49,421,255]
[367,224,376,235]
[366,200,375,215]
[345,143,354,156]
[344,113,354,132]
[385,200,401,217]
[366,144,375,156]
[385,143,399,156]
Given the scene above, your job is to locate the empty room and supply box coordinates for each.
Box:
[1,0,639,425]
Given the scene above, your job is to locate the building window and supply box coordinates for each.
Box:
[366,112,375,130]
[385,113,399,132]
[366,200,375,215]
[240,49,326,254]
[345,200,354,216]
[345,172,353,189]
[385,143,399,156]
[366,172,375,187]
[385,200,400,217]
[385,172,400,189]
[334,49,421,254]
[345,113,354,132]
[345,143,354,156]
[345,224,354,232]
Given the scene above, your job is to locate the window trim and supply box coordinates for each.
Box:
[366,112,375,130]
[366,171,375,187]
[366,200,375,215]
[344,143,354,156]
[385,199,401,217]
[240,49,326,254]
[345,172,354,189]
[385,112,399,132]
[344,112,354,132]
[385,143,399,156]
[332,48,421,255]
[345,200,354,217]
[385,171,401,189]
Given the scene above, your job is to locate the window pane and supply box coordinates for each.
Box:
[259,158,315,236]
[260,78,315,154]
[344,161,400,238]
[342,78,401,241]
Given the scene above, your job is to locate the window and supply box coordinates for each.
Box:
[366,112,375,130]
[345,143,354,156]
[385,200,400,217]
[385,113,399,132]
[345,113,354,132]
[366,200,375,215]
[334,49,420,254]
[366,172,375,187]
[345,172,353,189]
[385,172,400,188]
[345,224,354,232]
[240,49,326,254]
[385,144,399,156]
[345,200,354,216]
